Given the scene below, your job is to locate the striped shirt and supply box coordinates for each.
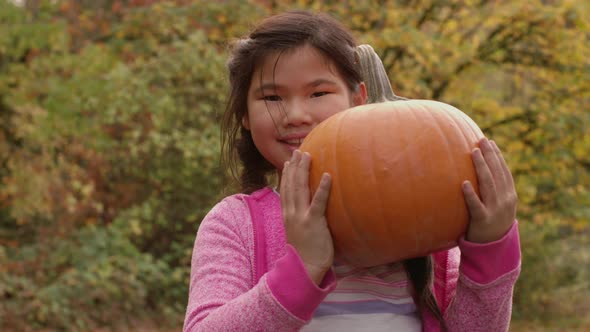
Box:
[302,262,421,331]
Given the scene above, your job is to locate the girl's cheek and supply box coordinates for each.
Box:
[317,94,346,108]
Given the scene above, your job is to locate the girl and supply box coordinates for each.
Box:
[184,10,520,332]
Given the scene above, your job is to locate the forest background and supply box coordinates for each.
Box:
[1,0,589,331]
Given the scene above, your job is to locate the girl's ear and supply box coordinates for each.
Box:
[242,115,251,130]
[352,82,368,106]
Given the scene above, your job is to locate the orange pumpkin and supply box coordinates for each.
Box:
[300,100,484,267]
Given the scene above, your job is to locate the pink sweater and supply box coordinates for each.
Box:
[184,187,521,331]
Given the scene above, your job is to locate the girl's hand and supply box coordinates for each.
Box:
[280,150,334,285]
[462,138,518,243]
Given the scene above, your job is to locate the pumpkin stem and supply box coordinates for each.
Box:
[355,44,407,104]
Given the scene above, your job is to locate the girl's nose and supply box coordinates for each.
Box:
[282,100,312,127]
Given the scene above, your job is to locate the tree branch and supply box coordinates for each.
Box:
[480,113,530,132]
[415,3,437,29]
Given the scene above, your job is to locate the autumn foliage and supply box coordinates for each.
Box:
[0,0,588,330]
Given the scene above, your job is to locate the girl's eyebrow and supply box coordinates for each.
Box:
[253,83,282,95]
[253,78,338,95]
[309,78,338,87]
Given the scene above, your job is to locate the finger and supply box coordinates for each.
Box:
[290,149,301,165]
[481,138,507,194]
[294,152,311,210]
[472,146,496,205]
[280,151,299,208]
[462,180,486,221]
[287,150,303,200]
[491,141,516,192]
[279,161,291,210]
[309,173,331,217]
[289,150,301,197]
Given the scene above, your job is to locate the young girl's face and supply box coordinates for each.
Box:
[244,44,367,171]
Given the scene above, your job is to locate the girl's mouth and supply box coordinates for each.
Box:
[280,138,303,152]
[281,138,303,145]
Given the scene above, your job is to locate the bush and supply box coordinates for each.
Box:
[1,223,171,330]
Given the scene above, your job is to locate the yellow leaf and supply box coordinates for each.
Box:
[130,219,142,236]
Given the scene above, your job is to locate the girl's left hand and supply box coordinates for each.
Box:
[462,138,518,243]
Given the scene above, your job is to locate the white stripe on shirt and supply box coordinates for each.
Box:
[302,262,421,331]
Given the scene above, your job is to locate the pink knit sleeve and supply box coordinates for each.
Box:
[183,196,334,332]
[266,245,337,321]
[443,221,522,332]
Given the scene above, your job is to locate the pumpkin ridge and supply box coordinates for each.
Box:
[455,105,484,149]
[431,102,465,246]
[329,111,345,259]
[336,109,375,265]
[331,110,359,263]
[450,103,484,199]
[409,102,429,254]
[451,104,483,142]
[431,101,482,249]
[370,110,389,258]
[453,104,475,228]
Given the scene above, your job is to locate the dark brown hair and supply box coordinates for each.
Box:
[220,10,446,330]
[404,257,448,331]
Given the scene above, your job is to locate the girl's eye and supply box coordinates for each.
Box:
[262,95,281,102]
[312,91,329,98]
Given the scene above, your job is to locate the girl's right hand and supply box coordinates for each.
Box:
[280,150,334,285]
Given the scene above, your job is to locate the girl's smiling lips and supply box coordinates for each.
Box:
[279,133,308,150]
[279,133,308,143]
